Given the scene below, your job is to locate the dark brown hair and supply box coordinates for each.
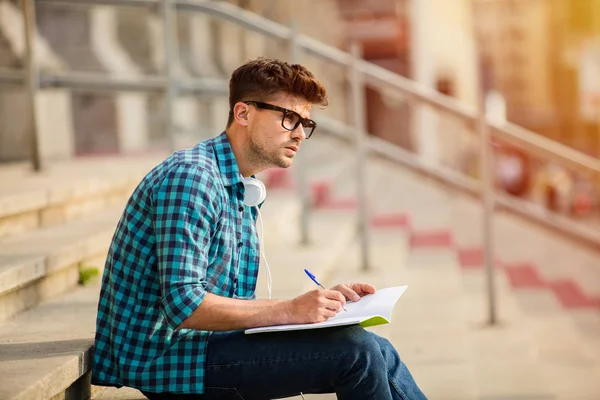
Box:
[227,58,328,127]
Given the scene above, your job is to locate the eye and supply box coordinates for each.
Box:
[303,119,316,128]
[283,112,300,125]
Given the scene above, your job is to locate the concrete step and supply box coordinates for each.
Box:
[0,154,164,240]
[93,386,330,400]
[0,284,100,400]
[0,135,340,243]
[0,205,123,321]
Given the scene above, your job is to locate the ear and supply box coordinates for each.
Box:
[232,102,250,127]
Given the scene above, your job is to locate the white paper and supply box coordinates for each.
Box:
[245,285,407,334]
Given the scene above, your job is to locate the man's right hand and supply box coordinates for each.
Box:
[283,289,347,324]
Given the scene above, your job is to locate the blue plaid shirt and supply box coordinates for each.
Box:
[92,132,261,394]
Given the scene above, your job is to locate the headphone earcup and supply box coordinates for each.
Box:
[242,178,267,207]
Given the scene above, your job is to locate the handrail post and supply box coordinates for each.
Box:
[161,0,178,152]
[479,98,497,326]
[476,79,498,326]
[21,0,42,171]
[472,0,497,326]
[289,19,310,246]
[349,41,371,271]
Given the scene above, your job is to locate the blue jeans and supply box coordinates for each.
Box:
[145,325,427,400]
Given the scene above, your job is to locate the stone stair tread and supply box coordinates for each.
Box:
[93,386,327,399]
[0,206,123,296]
[0,284,99,400]
[93,387,146,399]
[0,154,164,218]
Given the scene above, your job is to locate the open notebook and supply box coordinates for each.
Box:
[245,285,408,334]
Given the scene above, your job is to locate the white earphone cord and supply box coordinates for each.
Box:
[256,208,272,300]
[257,207,305,399]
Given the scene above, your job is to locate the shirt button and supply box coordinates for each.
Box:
[234,278,238,284]
[238,242,243,248]
[238,206,244,212]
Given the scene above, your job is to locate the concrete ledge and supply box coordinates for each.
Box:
[0,206,122,320]
[0,154,164,239]
[0,284,99,400]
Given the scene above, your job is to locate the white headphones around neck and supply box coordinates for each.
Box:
[242,177,267,207]
[240,176,272,299]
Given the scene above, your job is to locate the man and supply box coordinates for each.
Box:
[92,58,426,400]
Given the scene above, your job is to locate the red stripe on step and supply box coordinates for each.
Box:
[458,248,484,268]
[548,280,599,309]
[371,213,411,228]
[311,181,331,208]
[410,230,453,247]
[264,169,293,189]
[457,247,504,270]
[321,198,357,210]
[504,264,545,288]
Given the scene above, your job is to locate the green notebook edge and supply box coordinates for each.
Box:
[358,315,390,328]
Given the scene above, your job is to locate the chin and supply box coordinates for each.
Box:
[275,157,293,169]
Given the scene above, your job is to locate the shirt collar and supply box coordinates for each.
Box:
[212,131,244,187]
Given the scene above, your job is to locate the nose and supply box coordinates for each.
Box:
[291,124,307,141]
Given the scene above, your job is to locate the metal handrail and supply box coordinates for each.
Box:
[36,0,159,8]
[40,72,167,92]
[0,69,230,95]
[0,70,25,86]
[491,122,600,173]
[318,113,600,249]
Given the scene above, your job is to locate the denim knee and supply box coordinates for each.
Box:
[373,334,403,366]
[337,326,383,363]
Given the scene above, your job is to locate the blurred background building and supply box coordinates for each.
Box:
[474,0,600,156]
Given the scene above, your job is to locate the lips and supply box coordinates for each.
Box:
[285,145,299,153]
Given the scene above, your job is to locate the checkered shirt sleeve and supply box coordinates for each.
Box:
[153,164,221,328]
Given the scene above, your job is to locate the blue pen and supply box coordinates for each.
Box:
[304,269,347,312]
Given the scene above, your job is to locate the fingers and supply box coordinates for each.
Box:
[321,307,337,319]
[333,284,361,302]
[353,283,376,296]
[322,289,347,307]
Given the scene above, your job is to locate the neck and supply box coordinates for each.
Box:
[225,126,260,178]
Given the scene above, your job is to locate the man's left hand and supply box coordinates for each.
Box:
[329,283,376,302]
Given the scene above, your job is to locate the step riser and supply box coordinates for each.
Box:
[0,252,107,321]
[13,350,93,400]
[0,188,133,240]
[49,371,105,400]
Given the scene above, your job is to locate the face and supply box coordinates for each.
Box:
[242,93,312,170]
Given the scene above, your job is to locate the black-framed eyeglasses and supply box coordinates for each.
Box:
[243,101,317,139]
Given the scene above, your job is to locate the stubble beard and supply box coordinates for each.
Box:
[247,135,292,170]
